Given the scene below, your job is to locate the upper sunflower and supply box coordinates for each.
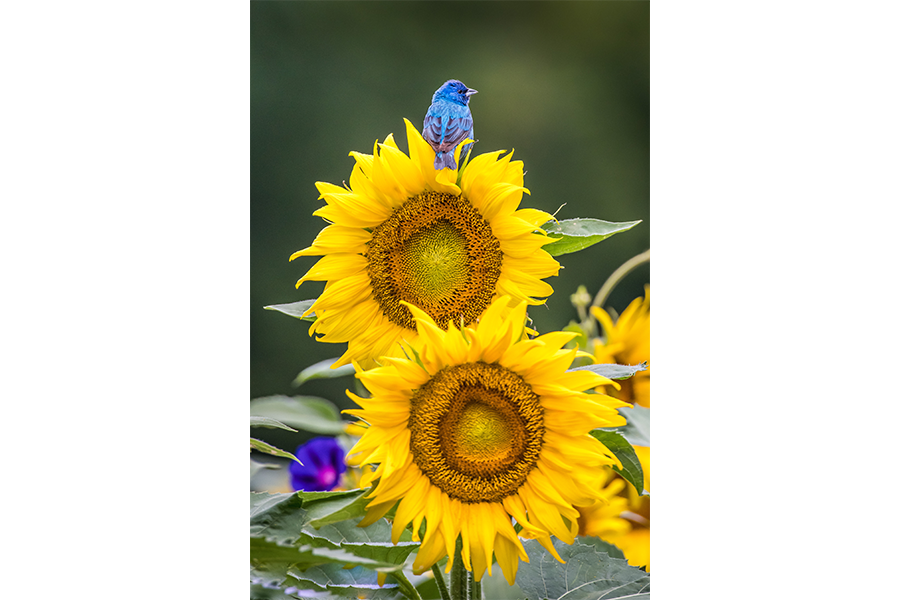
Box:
[591,287,650,407]
[343,296,629,585]
[291,120,560,368]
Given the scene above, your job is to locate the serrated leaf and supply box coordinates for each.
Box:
[568,361,647,380]
[252,541,405,598]
[250,538,310,590]
[301,542,419,573]
[251,490,400,547]
[251,580,338,600]
[251,492,420,598]
[253,537,417,578]
[293,358,356,387]
[251,395,346,435]
[600,404,650,447]
[302,511,413,549]
[251,537,327,572]
[542,218,642,257]
[265,299,318,322]
[249,581,304,600]
[589,430,645,495]
[288,564,401,598]
[251,416,299,432]
[575,535,626,560]
[251,492,310,544]
[252,578,346,600]
[303,489,370,528]
[517,538,650,600]
[252,438,303,464]
[251,491,369,542]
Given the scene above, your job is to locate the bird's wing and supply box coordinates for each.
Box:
[424,111,473,153]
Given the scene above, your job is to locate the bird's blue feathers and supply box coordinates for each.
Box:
[423,79,476,170]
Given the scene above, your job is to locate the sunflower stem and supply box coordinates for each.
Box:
[591,249,650,312]
[468,572,482,600]
[432,563,451,600]
[449,536,468,600]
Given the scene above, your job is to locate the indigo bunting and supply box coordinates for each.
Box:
[423,79,477,170]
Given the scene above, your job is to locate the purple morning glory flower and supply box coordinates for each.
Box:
[288,437,347,492]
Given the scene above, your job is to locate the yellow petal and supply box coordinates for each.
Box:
[296,253,367,287]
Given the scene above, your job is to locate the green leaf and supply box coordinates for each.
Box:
[576,535,626,560]
[590,430,645,495]
[601,404,650,447]
[302,489,370,528]
[251,580,340,600]
[251,458,281,479]
[252,540,407,598]
[251,492,311,545]
[251,491,421,598]
[252,438,303,464]
[301,508,414,550]
[251,491,370,543]
[517,538,650,600]
[249,581,308,600]
[542,218,642,257]
[251,537,327,578]
[481,565,527,599]
[265,299,318,322]
[568,361,647,380]
[293,358,356,387]
[251,416,299,432]
[287,564,402,598]
[252,536,418,580]
[300,543,419,573]
[251,490,403,546]
[251,395,347,435]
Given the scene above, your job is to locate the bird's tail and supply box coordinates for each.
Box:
[433,151,458,171]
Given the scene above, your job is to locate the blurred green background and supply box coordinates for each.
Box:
[251,1,649,415]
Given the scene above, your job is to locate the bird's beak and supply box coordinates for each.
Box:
[466,88,478,96]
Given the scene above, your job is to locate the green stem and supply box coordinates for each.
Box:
[392,570,424,600]
[468,572,482,600]
[432,563,451,600]
[449,536,468,600]
[591,249,651,312]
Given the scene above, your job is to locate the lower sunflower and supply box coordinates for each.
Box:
[344,296,629,584]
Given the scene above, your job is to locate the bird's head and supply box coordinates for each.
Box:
[433,79,478,105]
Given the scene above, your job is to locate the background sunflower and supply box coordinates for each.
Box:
[251,2,650,409]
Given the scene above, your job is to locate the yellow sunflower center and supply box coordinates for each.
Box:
[366,192,502,330]
[408,362,544,503]
[400,221,468,304]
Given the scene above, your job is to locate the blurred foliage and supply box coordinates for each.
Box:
[251,2,649,404]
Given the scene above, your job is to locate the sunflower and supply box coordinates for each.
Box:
[577,446,650,571]
[591,286,650,407]
[343,296,629,584]
[291,120,560,368]
[614,444,650,570]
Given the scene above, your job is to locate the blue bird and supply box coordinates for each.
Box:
[423,79,477,170]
